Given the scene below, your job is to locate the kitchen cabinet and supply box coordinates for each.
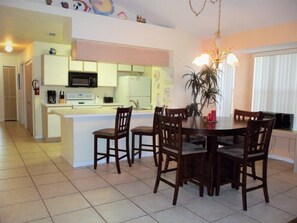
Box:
[41,55,68,86]
[42,104,72,142]
[132,65,145,72]
[269,129,297,163]
[69,58,97,72]
[98,63,117,87]
[117,64,131,72]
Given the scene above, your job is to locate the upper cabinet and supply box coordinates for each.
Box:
[117,64,145,73]
[69,58,97,72]
[98,63,117,87]
[41,55,68,86]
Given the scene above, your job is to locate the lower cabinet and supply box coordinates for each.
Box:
[269,129,297,163]
[42,105,72,142]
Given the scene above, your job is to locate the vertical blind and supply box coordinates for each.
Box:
[216,62,235,117]
[252,53,297,130]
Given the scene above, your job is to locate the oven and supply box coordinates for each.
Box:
[66,92,102,109]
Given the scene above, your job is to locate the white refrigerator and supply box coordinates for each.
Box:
[115,76,151,108]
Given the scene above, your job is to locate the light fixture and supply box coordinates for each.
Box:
[189,0,239,69]
[4,41,13,53]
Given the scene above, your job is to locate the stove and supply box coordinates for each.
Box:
[66,93,102,109]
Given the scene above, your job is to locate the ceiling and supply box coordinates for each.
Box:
[1,0,297,54]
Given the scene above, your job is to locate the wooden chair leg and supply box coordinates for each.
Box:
[263,159,269,203]
[114,140,121,174]
[199,154,206,197]
[106,139,110,163]
[251,161,257,180]
[139,135,142,159]
[153,151,163,193]
[242,165,248,211]
[215,154,222,196]
[152,135,158,167]
[94,136,97,169]
[126,136,132,167]
[132,133,135,164]
[173,162,181,205]
[164,155,170,171]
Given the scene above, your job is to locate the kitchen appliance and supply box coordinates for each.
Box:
[103,97,113,103]
[47,90,56,104]
[68,71,97,88]
[66,92,102,109]
[115,76,151,108]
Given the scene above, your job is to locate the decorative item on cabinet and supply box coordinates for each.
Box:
[49,48,57,55]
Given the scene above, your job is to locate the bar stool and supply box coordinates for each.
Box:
[93,106,132,174]
[131,106,163,166]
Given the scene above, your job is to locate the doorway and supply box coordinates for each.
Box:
[25,61,33,135]
[3,66,17,121]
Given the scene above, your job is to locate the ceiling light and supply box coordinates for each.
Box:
[4,41,13,53]
[189,0,239,69]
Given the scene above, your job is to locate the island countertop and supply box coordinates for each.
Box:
[52,107,154,118]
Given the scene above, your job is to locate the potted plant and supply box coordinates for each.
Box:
[183,65,220,117]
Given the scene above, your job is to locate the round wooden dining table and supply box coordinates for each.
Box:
[181,116,248,195]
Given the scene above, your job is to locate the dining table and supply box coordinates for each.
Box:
[181,116,248,196]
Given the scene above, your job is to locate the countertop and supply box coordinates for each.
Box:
[52,107,154,118]
[41,103,123,107]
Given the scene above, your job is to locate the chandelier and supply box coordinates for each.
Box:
[189,0,239,69]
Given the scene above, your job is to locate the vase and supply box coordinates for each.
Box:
[49,48,56,55]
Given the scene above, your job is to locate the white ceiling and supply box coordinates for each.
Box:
[1,0,297,54]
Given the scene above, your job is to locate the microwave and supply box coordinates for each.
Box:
[68,71,98,88]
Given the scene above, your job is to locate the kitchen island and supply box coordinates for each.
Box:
[53,108,154,167]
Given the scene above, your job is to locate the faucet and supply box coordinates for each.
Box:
[130,99,140,110]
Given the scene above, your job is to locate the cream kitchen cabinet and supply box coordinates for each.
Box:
[98,63,117,87]
[69,58,97,72]
[132,65,145,72]
[117,64,131,72]
[42,104,72,142]
[41,54,68,86]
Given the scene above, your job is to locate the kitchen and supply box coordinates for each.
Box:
[40,43,173,143]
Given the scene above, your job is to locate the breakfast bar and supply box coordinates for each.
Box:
[53,108,154,167]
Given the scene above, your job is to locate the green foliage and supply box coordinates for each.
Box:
[183,65,221,116]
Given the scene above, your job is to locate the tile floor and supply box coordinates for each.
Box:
[0,121,297,223]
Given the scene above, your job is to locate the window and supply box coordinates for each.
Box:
[216,62,235,117]
[252,52,297,130]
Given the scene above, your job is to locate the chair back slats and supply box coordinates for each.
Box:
[158,115,182,155]
[166,108,188,119]
[153,106,164,133]
[234,109,262,121]
[115,106,132,135]
[244,118,275,158]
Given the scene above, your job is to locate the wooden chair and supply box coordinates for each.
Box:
[131,106,163,166]
[217,109,262,179]
[93,106,133,174]
[154,115,207,205]
[215,118,275,210]
[164,108,206,170]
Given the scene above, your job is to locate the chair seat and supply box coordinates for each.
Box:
[189,135,206,144]
[217,146,264,159]
[217,135,245,146]
[164,142,207,155]
[93,128,115,137]
[131,126,154,134]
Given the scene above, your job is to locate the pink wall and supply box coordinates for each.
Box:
[201,21,297,111]
[72,40,170,66]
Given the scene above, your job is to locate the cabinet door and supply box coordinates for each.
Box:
[42,55,68,85]
[118,64,131,72]
[69,59,83,71]
[132,65,145,72]
[98,63,117,87]
[84,61,97,72]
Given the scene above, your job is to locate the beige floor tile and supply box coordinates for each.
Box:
[124,165,157,180]
[52,207,105,223]
[283,186,297,199]
[71,176,109,191]
[95,199,146,223]
[82,186,125,206]
[0,154,22,162]
[44,193,90,216]
[0,176,34,192]
[63,168,97,180]
[21,152,48,160]
[0,187,41,207]
[151,206,207,223]
[56,162,77,171]
[0,167,29,180]
[27,164,59,176]
[160,186,202,205]
[32,172,68,186]
[115,180,153,198]
[184,196,236,222]
[37,181,78,199]
[244,203,296,223]
[267,176,296,193]
[100,170,138,185]
[24,158,53,167]
[0,160,24,170]
[131,193,173,214]
[26,218,53,223]
[213,212,260,223]
[0,137,14,146]
[269,194,297,216]
[0,147,18,155]
[0,200,49,223]
[123,215,158,223]
[142,177,172,190]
